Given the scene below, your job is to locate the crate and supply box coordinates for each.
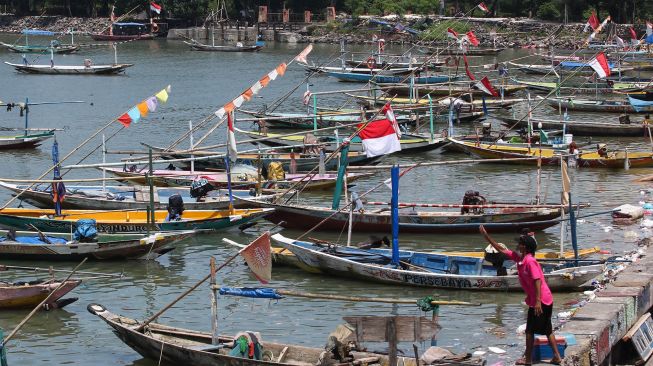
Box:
[532,335,567,361]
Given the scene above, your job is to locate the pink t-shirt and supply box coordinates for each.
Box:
[506,250,553,307]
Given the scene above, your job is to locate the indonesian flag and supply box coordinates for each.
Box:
[463,55,476,81]
[110,6,116,22]
[477,2,490,13]
[358,119,401,157]
[150,2,162,14]
[465,31,480,47]
[447,28,459,40]
[239,232,272,284]
[584,13,599,32]
[615,35,625,48]
[302,90,312,105]
[648,21,653,36]
[294,44,313,64]
[381,102,401,138]
[227,111,238,161]
[588,51,611,78]
[475,76,499,97]
[630,27,638,42]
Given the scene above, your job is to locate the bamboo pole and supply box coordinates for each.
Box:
[2,258,87,346]
[347,157,541,170]
[0,264,121,278]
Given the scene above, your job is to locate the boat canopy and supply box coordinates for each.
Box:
[22,29,56,36]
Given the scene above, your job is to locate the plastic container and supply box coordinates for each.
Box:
[563,134,573,144]
[532,335,567,361]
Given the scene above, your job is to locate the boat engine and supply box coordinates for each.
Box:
[190,178,213,198]
[167,194,184,221]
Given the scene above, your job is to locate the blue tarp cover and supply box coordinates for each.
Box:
[0,236,67,244]
[218,287,284,299]
[22,29,56,36]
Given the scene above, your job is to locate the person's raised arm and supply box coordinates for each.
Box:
[480,225,510,256]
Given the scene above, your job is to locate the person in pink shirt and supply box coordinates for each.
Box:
[480,225,562,365]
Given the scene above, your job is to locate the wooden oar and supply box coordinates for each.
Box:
[2,258,86,346]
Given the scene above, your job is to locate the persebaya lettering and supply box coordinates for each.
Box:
[403,274,473,288]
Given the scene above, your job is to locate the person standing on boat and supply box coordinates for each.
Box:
[479,225,562,365]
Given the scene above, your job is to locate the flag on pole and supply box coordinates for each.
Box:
[239,232,272,284]
[150,2,162,14]
[615,35,625,48]
[648,21,653,36]
[463,55,476,81]
[475,77,499,97]
[110,6,116,22]
[447,28,459,40]
[630,27,638,40]
[465,31,480,46]
[302,90,312,105]
[358,119,402,157]
[561,159,570,206]
[381,102,401,138]
[584,13,599,32]
[227,111,238,162]
[477,2,490,13]
[588,52,611,78]
[294,44,313,64]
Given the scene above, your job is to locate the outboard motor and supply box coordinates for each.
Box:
[190,178,213,198]
[73,219,98,242]
[167,194,184,221]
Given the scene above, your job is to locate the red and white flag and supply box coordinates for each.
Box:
[588,51,611,78]
[381,102,401,138]
[447,28,459,40]
[475,76,499,97]
[465,31,480,47]
[227,111,238,161]
[150,2,162,14]
[629,27,640,46]
[302,90,312,105]
[110,6,116,22]
[239,232,272,284]
[584,13,599,32]
[294,44,313,64]
[614,35,625,48]
[358,119,401,157]
[463,55,476,81]
[648,21,653,36]
[477,2,490,13]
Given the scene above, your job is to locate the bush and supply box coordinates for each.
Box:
[537,1,561,21]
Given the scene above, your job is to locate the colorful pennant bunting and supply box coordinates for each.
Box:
[116,85,170,128]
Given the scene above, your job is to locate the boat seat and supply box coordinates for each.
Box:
[448,257,482,275]
[186,344,227,353]
[409,254,448,272]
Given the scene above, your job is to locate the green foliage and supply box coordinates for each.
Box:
[420,20,469,40]
[536,1,561,21]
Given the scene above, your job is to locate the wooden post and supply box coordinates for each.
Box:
[210,257,218,345]
[387,317,398,366]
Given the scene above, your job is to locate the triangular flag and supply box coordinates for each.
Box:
[242,89,254,101]
[214,107,226,119]
[465,31,480,46]
[239,232,272,284]
[585,13,599,32]
[381,102,401,138]
[294,44,313,64]
[137,101,149,117]
[155,88,168,103]
[224,102,236,113]
[250,81,263,95]
[478,2,490,13]
[629,27,638,40]
[118,113,132,127]
[145,96,158,112]
[259,75,271,88]
[447,28,459,40]
[276,63,287,76]
[588,52,610,78]
[127,106,141,123]
[232,95,245,108]
[475,76,499,97]
[227,111,238,161]
[268,69,279,81]
[463,55,476,81]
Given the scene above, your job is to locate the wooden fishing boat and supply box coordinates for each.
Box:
[448,137,653,168]
[302,64,418,75]
[235,127,446,154]
[0,41,80,54]
[379,82,527,97]
[543,98,647,113]
[0,207,274,234]
[240,198,563,234]
[0,279,81,309]
[351,94,522,111]
[90,22,157,41]
[344,59,444,69]
[513,78,647,94]
[5,62,133,75]
[627,92,653,112]
[508,62,633,75]
[152,149,383,172]
[88,303,418,366]
[272,234,601,291]
[418,45,505,56]
[100,167,373,191]
[0,181,283,211]
[0,230,193,260]
[184,40,264,52]
[497,116,652,137]
[0,130,55,149]
[237,109,412,129]
[326,71,458,84]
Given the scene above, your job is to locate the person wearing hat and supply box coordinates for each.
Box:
[597,143,608,158]
[479,225,562,365]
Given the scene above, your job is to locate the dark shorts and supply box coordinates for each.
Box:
[526,303,553,335]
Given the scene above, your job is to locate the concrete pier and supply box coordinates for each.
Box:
[561,248,653,365]
[168,25,304,43]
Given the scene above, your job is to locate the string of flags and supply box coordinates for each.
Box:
[117,85,171,127]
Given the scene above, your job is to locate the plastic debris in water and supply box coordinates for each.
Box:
[488,346,506,354]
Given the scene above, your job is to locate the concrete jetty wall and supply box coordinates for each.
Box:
[169,26,302,43]
[562,248,653,365]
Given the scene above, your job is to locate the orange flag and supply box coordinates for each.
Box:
[239,232,271,284]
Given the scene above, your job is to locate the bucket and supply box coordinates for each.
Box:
[563,134,573,144]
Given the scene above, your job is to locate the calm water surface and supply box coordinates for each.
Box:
[0,34,649,365]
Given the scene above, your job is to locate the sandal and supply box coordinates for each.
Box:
[515,358,532,365]
[550,357,562,365]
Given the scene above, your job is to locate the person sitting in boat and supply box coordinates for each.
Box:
[597,143,608,158]
[357,235,390,250]
[461,190,486,214]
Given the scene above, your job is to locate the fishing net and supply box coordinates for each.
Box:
[417,296,440,313]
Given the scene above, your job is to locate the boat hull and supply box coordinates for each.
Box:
[497,117,650,137]
[5,62,133,75]
[0,280,80,309]
[0,131,55,149]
